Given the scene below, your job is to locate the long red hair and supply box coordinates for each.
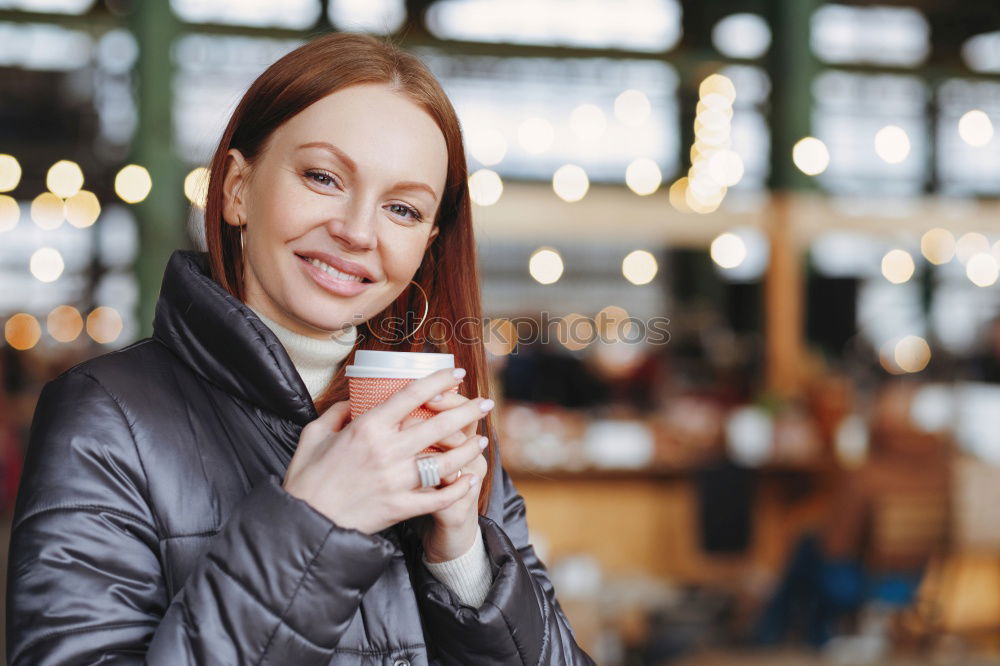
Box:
[201,32,494,513]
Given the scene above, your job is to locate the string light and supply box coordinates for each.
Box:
[30,247,65,283]
[115,164,152,203]
[86,307,124,344]
[625,158,662,195]
[31,192,64,230]
[920,228,955,265]
[468,168,503,206]
[552,164,589,202]
[622,250,658,285]
[614,89,651,127]
[529,247,564,284]
[792,137,830,175]
[64,190,101,228]
[0,195,20,232]
[874,125,911,164]
[0,154,22,192]
[958,110,993,147]
[184,167,210,208]
[4,313,41,351]
[46,160,84,198]
[881,249,915,284]
[711,232,746,268]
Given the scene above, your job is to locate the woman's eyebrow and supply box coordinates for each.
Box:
[296,141,438,203]
[297,141,357,173]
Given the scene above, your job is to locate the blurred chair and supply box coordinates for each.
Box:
[909,457,1000,648]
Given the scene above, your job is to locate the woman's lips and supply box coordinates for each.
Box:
[297,254,373,297]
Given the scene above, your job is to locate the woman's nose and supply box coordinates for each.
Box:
[328,202,377,250]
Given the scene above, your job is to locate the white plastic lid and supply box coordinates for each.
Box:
[345,350,455,379]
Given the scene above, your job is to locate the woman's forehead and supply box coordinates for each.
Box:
[273,85,448,188]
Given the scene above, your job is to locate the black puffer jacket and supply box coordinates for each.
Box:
[7,249,595,665]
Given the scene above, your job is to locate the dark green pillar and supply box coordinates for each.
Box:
[129,2,188,339]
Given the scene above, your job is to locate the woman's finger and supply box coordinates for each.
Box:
[363,367,465,426]
[317,400,352,431]
[422,388,466,412]
[414,435,487,487]
[409,472,477,516]
[401,397,493,456]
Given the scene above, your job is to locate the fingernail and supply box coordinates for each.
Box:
[468,475,479,487]
[452,368,466,380]
[479,398,495,411]
[431,393,443,402]
[479,436,488,449]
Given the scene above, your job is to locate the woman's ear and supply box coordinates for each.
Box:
[221,148,250,229]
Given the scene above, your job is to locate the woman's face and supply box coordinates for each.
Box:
[222,83,447,338]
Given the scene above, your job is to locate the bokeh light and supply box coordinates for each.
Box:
[881,249,915,284]
[894,335,931,373]
[966,253,999,287]
[792,137,830,175]
[31,192,64,230]
[956,232,990,263]
[529,247,564,284]
[0,195,20,232]
[468,168,503,206]
[184,167,210,208]
[706,149,744,186]
[958,109,993,147]
[4,313,41,351]
[115,164,152,203]
[86,307,124,344]
[0,154,22,192]
[699,74,736,103]
[921,228,956,265]
[517,117,554,154]
[569,103,607,141]
[46,159,84,198]
[557,312,594,352]
[30,247,65,283]
[467,127,507,166]
[552,164,589,202]
[625,158,662,195]
[614,89,651,126]
[622,250,658,285]
[711,232,747,268]
[874,125,911,164]
[484,317,518,356]
[668,177,692,212]
[64,190,101,228]
[47,305,84,343]
[596,305,632,342]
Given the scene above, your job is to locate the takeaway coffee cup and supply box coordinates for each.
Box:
[345,350,459,453]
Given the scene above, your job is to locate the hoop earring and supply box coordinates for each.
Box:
[239,224,246,255]
[368,280,429,344]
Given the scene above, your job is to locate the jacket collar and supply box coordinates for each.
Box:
[152,249,318,426]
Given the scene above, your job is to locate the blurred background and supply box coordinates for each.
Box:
[4,0,1000,664]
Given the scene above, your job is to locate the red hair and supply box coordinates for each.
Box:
[202,32,494,514]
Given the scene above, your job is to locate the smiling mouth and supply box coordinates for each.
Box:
[296,254,373,283]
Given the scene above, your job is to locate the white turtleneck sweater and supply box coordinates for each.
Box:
[248,305,492,608]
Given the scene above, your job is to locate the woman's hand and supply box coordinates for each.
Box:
[416,391,491,563]
[282,367,494,535]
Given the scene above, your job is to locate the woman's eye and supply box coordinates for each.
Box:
[387,203,422,222]
[304,170,338,188]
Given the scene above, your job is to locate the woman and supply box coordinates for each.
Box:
[7,33,594,665]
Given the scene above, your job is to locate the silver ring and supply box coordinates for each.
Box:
[416,456,441,489]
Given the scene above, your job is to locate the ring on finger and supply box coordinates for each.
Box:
[416,456,441,489]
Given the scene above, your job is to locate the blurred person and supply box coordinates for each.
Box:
[753,380,950,648]
[6,33,593,665]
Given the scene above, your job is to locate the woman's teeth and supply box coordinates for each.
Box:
[306,257,364,282]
